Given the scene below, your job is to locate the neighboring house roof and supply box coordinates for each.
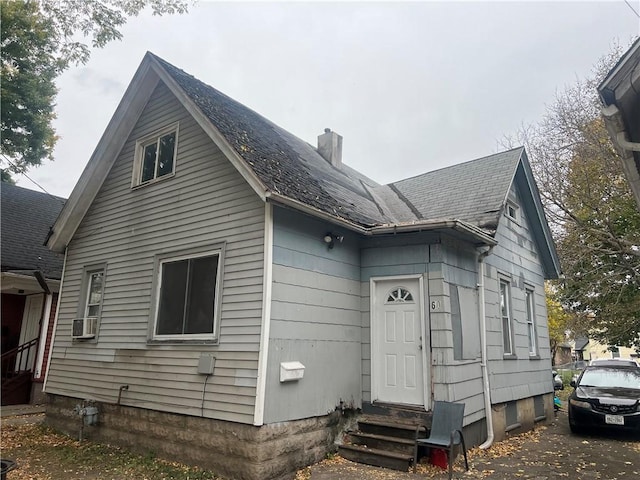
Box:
[598,37,640,210]
[46,52,561,278]
[574,337,589,352]
[1,182,66,280]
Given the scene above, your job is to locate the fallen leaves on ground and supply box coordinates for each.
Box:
[1,422,219,480]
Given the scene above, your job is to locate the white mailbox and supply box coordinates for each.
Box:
[280,361,305,382]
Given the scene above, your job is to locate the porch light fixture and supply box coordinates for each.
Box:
[323,232,344,249]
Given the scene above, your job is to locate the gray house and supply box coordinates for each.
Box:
[44,53,560,479]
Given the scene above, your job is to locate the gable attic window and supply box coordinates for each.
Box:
[152,250,222,341]
[133,123,179,186]
[505,200,519,222]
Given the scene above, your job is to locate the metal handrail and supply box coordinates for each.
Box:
[1,337,39,375]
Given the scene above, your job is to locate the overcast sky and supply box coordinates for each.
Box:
[14,0,640,198]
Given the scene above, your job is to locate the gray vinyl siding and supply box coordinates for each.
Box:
[360,234,486,425]
[425,185,552,424]
[46,82,265,424]
[430,238,486,425]
[263,207,361,423]
[360,233,437,407]
[484,185,551,405]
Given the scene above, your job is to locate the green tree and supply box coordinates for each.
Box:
[1,0,189,181]
[1,0,60,178]
[509,45,640,350]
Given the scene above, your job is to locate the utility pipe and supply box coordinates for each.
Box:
[477,246,495,450]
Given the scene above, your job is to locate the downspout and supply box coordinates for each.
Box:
[477,246,494,449]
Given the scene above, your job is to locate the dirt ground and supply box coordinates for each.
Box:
[1,408,639,480]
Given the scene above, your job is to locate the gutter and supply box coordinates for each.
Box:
[34,271,51,295]
[477,245,495,449]
[369,220,497,246]
[266,191,497,246]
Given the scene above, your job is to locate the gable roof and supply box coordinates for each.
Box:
[390,148,523,232]
[152,55,396,227]
[46,52,560,278]
[1,183,66,279]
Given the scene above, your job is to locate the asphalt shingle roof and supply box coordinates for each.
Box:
[155,55,395,227]
[390,148,523,231]
[1,183,65,279]
[154,54,522,233]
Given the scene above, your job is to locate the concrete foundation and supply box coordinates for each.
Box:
[490,393,554,443]
[30,381,46,405]
[45,393,349,480]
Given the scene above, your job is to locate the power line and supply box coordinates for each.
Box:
[624,0,640,19]
[1,155,66,204]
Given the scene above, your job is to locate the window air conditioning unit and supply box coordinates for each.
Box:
[72,317,97,339]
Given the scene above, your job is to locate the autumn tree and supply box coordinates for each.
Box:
[507,45,640,351]
[1,0,190,181]
[546,285,571,365]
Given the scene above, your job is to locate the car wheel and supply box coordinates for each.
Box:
[569,422,583,434]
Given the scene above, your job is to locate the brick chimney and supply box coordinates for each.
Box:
[317,128,342,168]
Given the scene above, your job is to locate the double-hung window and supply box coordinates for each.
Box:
[500,279,514,356]
[153,251,221,340]
[73,266,106,339]
[133,124,178,186]
[525,288,537,356]
[84,270,105,320]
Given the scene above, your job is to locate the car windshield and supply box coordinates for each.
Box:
[579,368,640,389]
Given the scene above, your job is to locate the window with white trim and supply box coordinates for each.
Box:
[526,288,538,356]
[500,279,514,355]
[73,265,106,340]
[505,200,519,222]
[153,251,221,339]
[84,270,105,320]
[133,124,178,186]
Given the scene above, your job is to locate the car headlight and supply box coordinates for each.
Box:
[569,399,592,410]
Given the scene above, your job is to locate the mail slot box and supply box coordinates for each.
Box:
[280,361,305,382]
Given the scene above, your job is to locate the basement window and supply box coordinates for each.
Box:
[133,124,179,186]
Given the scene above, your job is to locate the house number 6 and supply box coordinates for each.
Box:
[431,300,441,311]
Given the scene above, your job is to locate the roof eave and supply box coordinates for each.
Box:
[47,58,161,252]
[514,150,562,279]
[146,54,269,202]
[600,105,640,210]
[266,192,369,234]
[369,219,497,246]
[47,53,272,254]
[268,191,497,245]
[598,38,640,102]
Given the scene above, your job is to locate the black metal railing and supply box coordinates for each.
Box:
[1,337,39,380]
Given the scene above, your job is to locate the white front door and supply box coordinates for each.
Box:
[372,278,425,406]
